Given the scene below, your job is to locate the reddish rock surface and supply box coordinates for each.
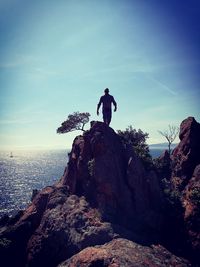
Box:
[27,194,115,267]
[182,164,200,255]
[1,119,198,267]
[58,238,190,267]
[172,117,200,189]
[62,121,163,231]
[169,117,200,259]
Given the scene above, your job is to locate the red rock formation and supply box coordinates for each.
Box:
[26,194,115,267]
[182,164,200,255]
[58,238,190,267]
[172,117,200,189]
[169,117,200,260]
[62,121,163,231]
[0,120,194,267]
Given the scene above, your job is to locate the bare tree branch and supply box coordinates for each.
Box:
[158,125,179,154]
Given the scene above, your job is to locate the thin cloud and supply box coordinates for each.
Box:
[80,62,156,79]
[146,75,177,96]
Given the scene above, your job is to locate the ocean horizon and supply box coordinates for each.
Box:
[0,148,166,217]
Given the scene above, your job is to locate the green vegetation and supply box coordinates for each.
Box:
[117,125,153,169]
[189,187,200,206]
[0,238,12,249]
[153,156,171,180]
[57,112,90,134]
[88,159,95,177]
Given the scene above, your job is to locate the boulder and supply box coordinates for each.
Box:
[58,238,190,267]
[0,186,56,267]
[27,195,114,267]
[172,117,200,190]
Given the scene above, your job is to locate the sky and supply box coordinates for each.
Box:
[0,0,200,150]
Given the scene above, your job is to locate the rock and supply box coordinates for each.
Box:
[172,117,200,190]
[125,146,163,233]
[31,189,39,201]
[182,164,200,257]
[0,186,55,267]
[27,195,114,267]
[168,117,200,260]
[18,186,55,227]
[62,121,163,232]
[1,120,197,267]
[0,215,9,227]
[58,238,190,267]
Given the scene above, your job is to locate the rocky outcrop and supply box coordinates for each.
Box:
[0,120,196,267]
[0,186,56,267]
[27,194,115,267]
[169,117,200,261]
[0,187,115,267]
[182,164,200,256]
[61,121,163,232]
[172,117,200,190]
[58,238,190,267]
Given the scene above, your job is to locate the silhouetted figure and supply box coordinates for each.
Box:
[97,88,117,125]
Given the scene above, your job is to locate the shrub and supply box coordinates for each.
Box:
[189,187,200,206]
[117,126,153,169]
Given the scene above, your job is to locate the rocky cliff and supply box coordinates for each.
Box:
[172,116,200,190]
[61,121,163,232]
[171,117,200,261]
[0,119,199,267]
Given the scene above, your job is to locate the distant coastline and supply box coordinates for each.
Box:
[149,143,178,158]
[149,142,178,149]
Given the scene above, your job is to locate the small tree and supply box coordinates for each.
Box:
[117,126,153,169]
[57,112,90,134]
[158,125,179,154]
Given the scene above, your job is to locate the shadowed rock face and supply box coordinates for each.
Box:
[0,120,196,267]
[0,187,115,267]
[27,194,115,267]
[62,121,163,230]
[169,117,200,257]
[182,164,200,256]
[172,117,200,189]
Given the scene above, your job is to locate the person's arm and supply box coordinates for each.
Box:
[97,97,102,115]
[112,97,117,112]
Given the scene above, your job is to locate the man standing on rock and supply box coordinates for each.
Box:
[97,88,117,126]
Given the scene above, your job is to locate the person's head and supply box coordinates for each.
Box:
[104,88,109,94]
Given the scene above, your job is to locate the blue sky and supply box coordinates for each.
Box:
[0,0,200,150]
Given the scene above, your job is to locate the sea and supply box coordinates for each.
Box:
[0,148,164,218]
[0,150,68,218]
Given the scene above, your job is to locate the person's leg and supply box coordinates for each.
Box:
[103,110,111,125]
[107,111,112,125]
[103,111,107,124]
